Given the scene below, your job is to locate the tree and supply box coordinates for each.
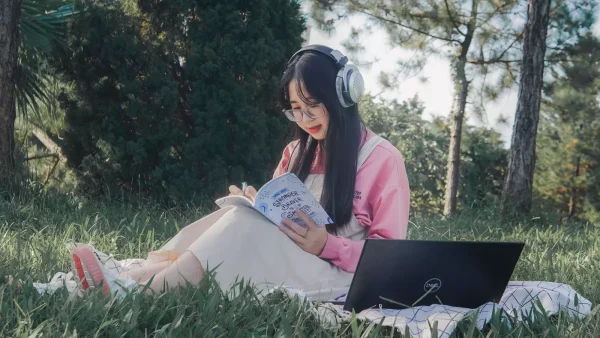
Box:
[0,0,21,179]
[501,0,551,215]
[52,0,305,202]
[311,0,527,216]
[0,0,72,180]
[359,94,507,215]
[535,34,600,223]
[310,0,595,216]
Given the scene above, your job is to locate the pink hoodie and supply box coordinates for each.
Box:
[273,129,410,272]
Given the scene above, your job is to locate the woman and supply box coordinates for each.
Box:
[68,45,411,300]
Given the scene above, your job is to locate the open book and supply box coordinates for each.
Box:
[215,173,333,227]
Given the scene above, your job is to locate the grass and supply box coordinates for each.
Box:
[1,184,599,337]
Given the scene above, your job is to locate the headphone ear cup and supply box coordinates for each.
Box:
[340,65,364,106]
[336,69,350,107]
[346,67,365,104]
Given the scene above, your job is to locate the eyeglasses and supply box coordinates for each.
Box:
[282,103,325,122]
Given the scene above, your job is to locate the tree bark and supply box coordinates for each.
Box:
[567,155,581,219]
[568,123,584,219]
[443,0,478,216]
[443,61,469,215]
[501,0,551,215]
[0,0,21,180]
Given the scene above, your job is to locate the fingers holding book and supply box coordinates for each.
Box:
[280,210,327,256]
[282,218,308,237]
[228,184,257,202]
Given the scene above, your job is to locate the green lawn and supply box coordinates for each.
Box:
[1,186,599,337]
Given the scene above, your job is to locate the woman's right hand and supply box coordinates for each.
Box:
[228,185,257,203]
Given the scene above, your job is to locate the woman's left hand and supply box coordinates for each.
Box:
[280,210,328,256]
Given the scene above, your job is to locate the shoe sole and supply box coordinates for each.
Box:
[72,246,110,295]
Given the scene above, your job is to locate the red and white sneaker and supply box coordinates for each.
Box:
[70,243,138,298]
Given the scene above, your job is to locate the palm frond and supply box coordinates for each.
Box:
[15,58,54,120]
[20,0,76,52]
[16,0,77,119]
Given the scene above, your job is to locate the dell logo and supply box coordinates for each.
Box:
[424,278,442,292]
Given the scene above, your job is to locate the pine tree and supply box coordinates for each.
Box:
[359,94,507,215]
[0,0,72,181]
[0,0,21,179]
[501,0,551,215]
[52,0,305,202]
[311,0,595,216]
[502,0,597,215]
[535,34,600,223]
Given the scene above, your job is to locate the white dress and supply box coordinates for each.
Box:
[142,136,384,300]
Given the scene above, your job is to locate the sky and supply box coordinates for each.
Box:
[300,2,600,147]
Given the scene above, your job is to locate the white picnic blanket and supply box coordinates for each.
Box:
[274,281,593,338]
[29,245,593,338]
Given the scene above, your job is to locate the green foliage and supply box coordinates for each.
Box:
[310,0,596,101]
[50,0,305,203]
[1,185,599,337]
[310,0,597,217]
[359,95,507,215]
[16,0,74,118]
[535,34,600,224]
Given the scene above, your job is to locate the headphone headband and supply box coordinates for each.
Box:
[286,45,348,69]
[284,44,364,108]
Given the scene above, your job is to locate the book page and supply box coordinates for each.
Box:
[254,173,333,227]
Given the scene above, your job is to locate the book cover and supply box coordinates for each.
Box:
[215,173,333,227]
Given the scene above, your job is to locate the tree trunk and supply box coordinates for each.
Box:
[0,0,21,179]
[443,0,479,216]
[501,0,551,215]
[443,61,469,216]
[568,123,584,219]
[567,155,581,219]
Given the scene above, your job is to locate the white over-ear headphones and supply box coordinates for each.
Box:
[285,45,365,108]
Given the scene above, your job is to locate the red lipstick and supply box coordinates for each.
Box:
[307,125,322,134]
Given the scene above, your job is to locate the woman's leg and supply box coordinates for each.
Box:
[115,206,349,298]
[114,208,232,294]
[188,206,354,298]
[121,261,171,283]
[152,207,233,257]
[139,250,205,294]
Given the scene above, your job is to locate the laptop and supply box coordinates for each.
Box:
[338,239,524,313]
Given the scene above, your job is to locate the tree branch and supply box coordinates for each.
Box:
[444,0,466,36]
[504,62,519,85]
[44,156,60,185]
[31,123,68,164]
[477,1,514,28]
[355,9,462,44]
[542,98,571,118]
[458,0,480,58]
[466,34,522,65]
[24,153,58,161]
[467,58,521,65]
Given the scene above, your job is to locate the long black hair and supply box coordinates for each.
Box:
[278,50,365,232]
